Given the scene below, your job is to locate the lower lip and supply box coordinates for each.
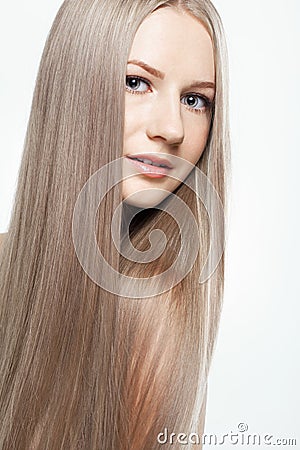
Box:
[126,157,171,178]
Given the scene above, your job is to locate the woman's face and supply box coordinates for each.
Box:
[122,6,215,208]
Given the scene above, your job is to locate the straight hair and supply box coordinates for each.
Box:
[0,0,230,448]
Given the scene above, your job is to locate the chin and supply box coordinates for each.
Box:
[122,190,170,209]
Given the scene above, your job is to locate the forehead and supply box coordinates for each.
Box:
[128,7,215,82]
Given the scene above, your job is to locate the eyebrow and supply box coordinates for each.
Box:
[127,59,215,91]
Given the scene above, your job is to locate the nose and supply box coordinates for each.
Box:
[146,93,184,146]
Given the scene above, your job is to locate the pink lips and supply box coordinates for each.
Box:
[126,154,173,178]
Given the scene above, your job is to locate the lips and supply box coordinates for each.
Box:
[126,153,174,169]
[125,153,173,178]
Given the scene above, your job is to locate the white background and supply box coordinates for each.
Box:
[0,1,299,448]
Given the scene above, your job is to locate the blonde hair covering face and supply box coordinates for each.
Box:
[0,0,230,448]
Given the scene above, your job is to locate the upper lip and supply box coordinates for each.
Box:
[126,153,174,169]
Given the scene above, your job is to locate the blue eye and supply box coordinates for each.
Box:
[181,94,207,111]
[125,76,150,93]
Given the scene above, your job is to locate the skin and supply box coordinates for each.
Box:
[122,6,215,208]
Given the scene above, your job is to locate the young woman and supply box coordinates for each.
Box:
[0,0,230,448]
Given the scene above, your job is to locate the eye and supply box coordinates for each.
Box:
[125,76,151,94]
[181,94,208,112]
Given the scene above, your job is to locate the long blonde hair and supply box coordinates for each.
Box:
[0,0,230,448]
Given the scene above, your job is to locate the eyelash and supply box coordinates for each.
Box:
[125,75,212,114]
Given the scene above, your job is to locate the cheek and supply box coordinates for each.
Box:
[123,113,142,150]
[183,118,211,164]
[123,97,145,139]
[123,107,133,139]
[123,100,133,142]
